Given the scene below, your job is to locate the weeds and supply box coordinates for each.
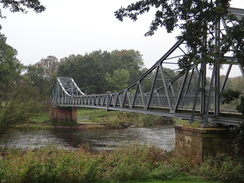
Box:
[78,108,174,128]
[199,153,244,183]
[0,144,242,183]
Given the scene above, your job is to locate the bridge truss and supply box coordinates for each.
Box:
[51,8,244,126]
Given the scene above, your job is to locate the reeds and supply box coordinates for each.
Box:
[0,144,242,183]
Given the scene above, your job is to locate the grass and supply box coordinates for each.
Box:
[11,107,174,130]
[77,108,174,128]
[3,108,244,183]
[0,144,242,183]
[31,110,50,123]
[173,118,204,128]
[136,179,221,183]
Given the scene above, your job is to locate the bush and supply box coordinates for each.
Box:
[0,84,43,130]
[231,122,244,157]
[199,153,244,183]
[1,144,243,183]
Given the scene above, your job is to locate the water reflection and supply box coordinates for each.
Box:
[0,126,175,151]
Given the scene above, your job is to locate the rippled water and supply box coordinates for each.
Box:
[0,126,175,151]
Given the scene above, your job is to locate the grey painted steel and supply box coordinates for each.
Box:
[51,8,244,126]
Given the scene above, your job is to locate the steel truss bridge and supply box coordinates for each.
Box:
[51,8,244,126]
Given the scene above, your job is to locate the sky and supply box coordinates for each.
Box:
[1,0,244,76]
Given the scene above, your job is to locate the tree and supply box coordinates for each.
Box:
[57,50,145,94]
[24,56,60,96]
[34,55,59,80]
[0,0,45,29]
[0,33,22,100]
[115,0,244,68]
[105,69,131,92]
[0,33,42,130]
[109,50,144,84]
[58,54,106,94]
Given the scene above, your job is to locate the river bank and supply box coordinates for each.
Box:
[14,108,175,130]
[0,108,243,183]
[0,143,242,183]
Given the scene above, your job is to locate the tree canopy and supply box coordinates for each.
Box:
[57,50,144,94]
[0,0,45,29]
[0,33,42,129]
[115,0,244,67]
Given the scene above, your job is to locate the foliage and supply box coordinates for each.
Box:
[221,89,241,104]
[115,0,244,68]
[57,50,144,94]
[78,108,173,128]
[0,82,43,130]
[0,33,22,100]
[0,145,174,183]
[0,0,45,29]
[105,68,130,92]
[199,153,244,183]
[225,76,244,92]
[0,33,43,130]
[1,145,241,183]
[230,122,244,156]
[58,53,106,94]
[237,96,244,116]
[24,55,59,96]
[33,56,59,80]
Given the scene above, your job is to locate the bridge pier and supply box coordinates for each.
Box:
[174,125,232,164]
[50,107,77,123]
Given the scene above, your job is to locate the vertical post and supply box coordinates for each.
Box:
[214,20,221,117]
[174,70,189,112]
[200,63,206,116]
[106,93,110,111]
[159,64,174,113]
[147,65,159,110]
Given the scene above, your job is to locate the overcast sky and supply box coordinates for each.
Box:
[1,0,244,76]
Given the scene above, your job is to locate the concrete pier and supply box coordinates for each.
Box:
[175,125,232,164]
[50,107,77,122]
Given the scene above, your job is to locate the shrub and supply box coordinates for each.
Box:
[199,153,244,183]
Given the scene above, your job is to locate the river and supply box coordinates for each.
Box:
[0,125,175,151]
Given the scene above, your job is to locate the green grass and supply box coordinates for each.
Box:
[173,118,204,127]
[31,110,50,123]
[78,108,174,128]
[0,144,242,183]
[137,180,221,183]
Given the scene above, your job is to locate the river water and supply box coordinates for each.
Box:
[0,125,175,151]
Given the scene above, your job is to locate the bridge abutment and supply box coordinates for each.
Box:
[50,107,77,122]
[174,125,232,164]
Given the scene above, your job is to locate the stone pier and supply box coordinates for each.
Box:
[50,107,77,122]
[175,125,232,164]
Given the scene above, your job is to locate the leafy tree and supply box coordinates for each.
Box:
[24,56,60,96]
[0,33,43,130]
[58,54,106,94]
[115,0,244,68]
[221,89,241,104]
[0,0,45,29]
[35,56,59,80]
[109,50,144,84]
[0,33,22,100]
[0,82,43,129]
[105,69,130,92]
[58,50,145,94]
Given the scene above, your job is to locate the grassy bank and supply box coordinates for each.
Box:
[77,108,174,128]
[0,144,243,183]
[15,108,174,129]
